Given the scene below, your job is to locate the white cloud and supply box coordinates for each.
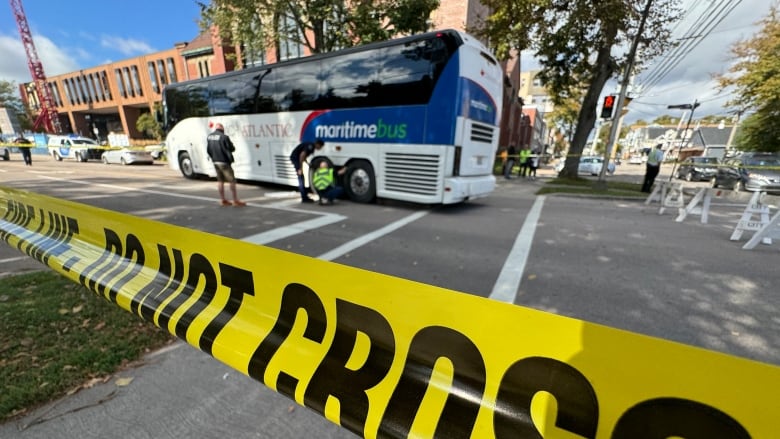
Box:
[0,33,79,85]
[100,35,155,57]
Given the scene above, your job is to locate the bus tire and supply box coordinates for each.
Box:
[345,160,376,203]
[178,152,196,179]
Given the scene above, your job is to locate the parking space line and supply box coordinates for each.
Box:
[241,214,347,245]
[490,195,546,304]
[0,256,30,264]
[317,211,429,261]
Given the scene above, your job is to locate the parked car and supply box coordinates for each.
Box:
[675,156,719,181]
[711,152,780,194]
[144,142,166,160]
[101,148,154,165]
[554,156,610,176]
[628,155,644,165]
[47,135,103,162]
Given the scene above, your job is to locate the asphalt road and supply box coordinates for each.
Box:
[1,156,778,438]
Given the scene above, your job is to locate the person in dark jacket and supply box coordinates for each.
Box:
[289,138,325,203]
[206,123,246,206]
[15,137,33,166]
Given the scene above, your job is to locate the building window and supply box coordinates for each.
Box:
[75,76,89,103]
[50,82,62,107]
[84,74,98,102]
[533,77,542,87]
[166,58,177,83]
[101,71,112,100]
[278,14,303,61]
[64,79,76,105]
[90,73,104,101]
[122,67,134,97]
[148,62,159,93]
[131,66,143,97]
[157,59,167,89]
[115,69,126,98]
[198,59,210,78]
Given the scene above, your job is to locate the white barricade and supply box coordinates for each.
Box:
[731,191,772,246]
[675,187,722,224]
[743,210,780,250]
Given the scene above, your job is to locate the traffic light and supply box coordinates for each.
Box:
[601,95,616,119]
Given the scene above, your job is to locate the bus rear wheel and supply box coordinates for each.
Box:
[345,160,376,203]
[178,152,196,179]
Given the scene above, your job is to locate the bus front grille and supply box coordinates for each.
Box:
[470,122,494,143]
[383,153,440,196]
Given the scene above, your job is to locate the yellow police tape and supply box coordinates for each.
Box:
[1,185,778,438]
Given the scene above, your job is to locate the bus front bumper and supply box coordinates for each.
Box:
[442,175,496,204]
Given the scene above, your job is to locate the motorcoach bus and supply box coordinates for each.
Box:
[162,29,503,204]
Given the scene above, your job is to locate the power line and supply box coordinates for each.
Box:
[638,0,743,93]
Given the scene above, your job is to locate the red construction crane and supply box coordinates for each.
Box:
[10,0,62,133]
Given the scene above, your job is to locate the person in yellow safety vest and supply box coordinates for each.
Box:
[312,161,347,205]
[518,146,532,178]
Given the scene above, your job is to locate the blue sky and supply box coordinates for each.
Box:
[0,0,775,124]
[0,0,202,84]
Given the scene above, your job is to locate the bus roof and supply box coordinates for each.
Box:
[163,29,474,90]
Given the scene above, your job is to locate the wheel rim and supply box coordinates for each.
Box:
[180,156,193,176]
[349,169,371,196]
[685,171,692,182]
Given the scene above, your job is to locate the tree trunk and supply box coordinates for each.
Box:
[558,27,619,178]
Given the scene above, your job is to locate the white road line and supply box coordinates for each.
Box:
[36,175,346,244]
[241,214,347,245]
[0,256,30,263]
[317,210,429,261]
[490,195,546,304]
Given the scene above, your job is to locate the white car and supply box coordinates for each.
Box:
[101,148,154,165]
[555,156,610,176]
[144,143,166,160]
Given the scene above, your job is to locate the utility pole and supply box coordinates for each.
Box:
[597,0,653,185]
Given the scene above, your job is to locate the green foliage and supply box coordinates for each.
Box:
[198,0,439,63]
[0,80,31,133]
[136,112,162,140]
[718,6,780,153]
[733,109,780,152]
[0,271,172,420]
[652,114,678,125]
[473,0,682,178]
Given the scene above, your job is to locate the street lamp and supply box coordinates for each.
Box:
[667,100,700,181]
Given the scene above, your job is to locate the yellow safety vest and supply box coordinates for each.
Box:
[312,168,334,191]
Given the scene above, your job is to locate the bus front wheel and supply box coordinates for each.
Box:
[179,152,196,179]
[345,160,376,203]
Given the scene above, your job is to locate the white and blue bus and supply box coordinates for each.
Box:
[162,29,503,204]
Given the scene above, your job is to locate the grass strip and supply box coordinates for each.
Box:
[0,270,173,422]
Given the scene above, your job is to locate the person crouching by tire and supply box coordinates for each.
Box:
[312,161,346,205]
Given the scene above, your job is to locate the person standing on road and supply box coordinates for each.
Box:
[641,143,665,193]
[312,161,347,205]
[504,145,517,179]
[206,123,246,207]
[518,146,531,178]
[15,137,33,166]
[528,148,540,180]
[290,138,325,203]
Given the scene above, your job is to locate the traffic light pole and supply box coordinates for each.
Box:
[597,0,653,185]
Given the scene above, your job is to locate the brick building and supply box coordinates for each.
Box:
[21,1,523,145]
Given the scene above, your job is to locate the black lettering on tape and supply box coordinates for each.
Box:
[198,263,255,355]
[21,209,50,261]
[79,228,122,294]
[305,299,395,436]
[612,397,750,438]
[131,244,174,319]
[248,283,327,394]
[17,207,45,255]
[146,247,186,327]
[494,356,598,438]
[379,326,486,439]
[172,254,217,343]
[104,233,145,303]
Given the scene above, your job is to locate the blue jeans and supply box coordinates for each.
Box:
[319,186,344,202]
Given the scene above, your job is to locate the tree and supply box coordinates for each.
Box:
[0,80,31,133]
[651,114,677,125]
[718,5,780,152]
[198,0,439,65]
[473,0,681,178]
[136,112,162,140]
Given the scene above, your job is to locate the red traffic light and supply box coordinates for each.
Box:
[601,95,616,118]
